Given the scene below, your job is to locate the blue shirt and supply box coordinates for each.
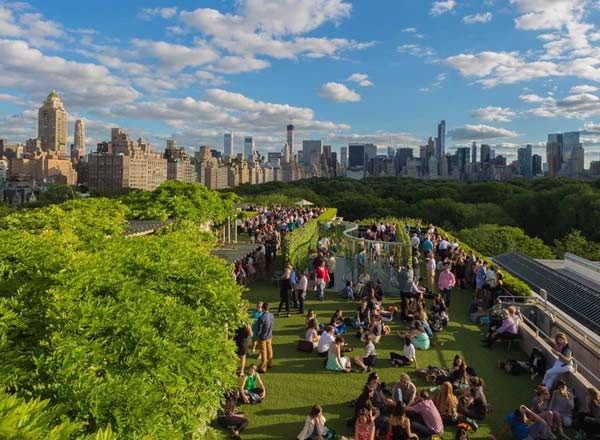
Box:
[256,312,274,340]
[506,413,528,440]
[290,270,297,287]
[423,239,433,253]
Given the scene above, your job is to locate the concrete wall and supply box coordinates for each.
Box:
[519,323,597,410]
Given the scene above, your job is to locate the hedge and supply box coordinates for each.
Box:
[435,226,532,297]
[282,208,337,268]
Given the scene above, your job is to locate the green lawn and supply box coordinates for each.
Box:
[234,278,533,440]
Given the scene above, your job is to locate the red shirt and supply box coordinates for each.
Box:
[315,266,330,282]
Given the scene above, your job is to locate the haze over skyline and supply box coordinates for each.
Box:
[2,0,600,164]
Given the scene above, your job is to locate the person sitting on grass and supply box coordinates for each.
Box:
[297,404,333,440]
[217,391,248,440]
[355,333,378,373]
[386,404,419,440]
[373,304,395,324]
[306,319,320,350]
[399,320,430,350]
[392,373,417,406]
[355,408,376,440]
[406,390,444,438]
[354,300,371,335]
[326,335,351,373]
[305,310,320,330]
[317,325,336,357]
[434,381,459,425]
[458,377,488,421]
[499,405,550,440]
[390,336,418,368]
[239,364,266,404]
[341,280,354,300]
[482,309,519,348]
[368,313,383,344]
[330,309,347,335]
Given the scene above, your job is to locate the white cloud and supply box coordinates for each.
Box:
[131,39,219,70]
[570,84,599,93]
[139,7,178,20]
[347,73,373,87]
[397,44,435,58]
[401,27,424,38]
[317,82,361,102]
[177,1,366,68]
[0,39,139,107]
[445,51,559,86]
[463,12,493,24]
[430,0,456,16]
[526,92,600,119]
[471,106,516,122]
[0,5,65,49]
[519,93,545,103]
[209,56,271,74]
[449,124,519,140]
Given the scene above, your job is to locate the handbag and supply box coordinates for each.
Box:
[297,340,314,353]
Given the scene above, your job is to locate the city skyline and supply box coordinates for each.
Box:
[2,1,600,165]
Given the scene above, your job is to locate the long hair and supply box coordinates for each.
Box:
[434,381,458,414]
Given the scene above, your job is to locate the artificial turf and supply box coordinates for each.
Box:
[234,277,534,440]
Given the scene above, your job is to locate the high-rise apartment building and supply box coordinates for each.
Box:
[340,146,348,168]
[456,147,470,174]
[348,143,365,169]
[546,132,583,177]
[302,140,323,169]
[471,142,477,164]
[224,133,234,158]
[436,120,446,158]
[532,154,543,176]
[244,136,255,161]
[287,124,295,153]
[480,144,492,164]
[518,144,533,178]
[38,90,68,157]
[71,119,86,164]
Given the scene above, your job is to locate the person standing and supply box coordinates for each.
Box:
[234,322,252,377]
[438,264,456,308]
[256,303,274,373]
[278,266,293,317]
[327,252,336,289]
[297,270,308,314]
[290,266,298,309]
[426,253,436,293]
[315,260,330,301]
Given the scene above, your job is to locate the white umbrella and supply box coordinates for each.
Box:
[295,199,314,206]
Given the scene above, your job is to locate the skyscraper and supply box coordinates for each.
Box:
[244,136,255,161]
[302,140,323,169]
[456,147,470,175]
[546,133,563,177]
[436,120,446,158]
[38,90,68,156]
[224,133,234,158]
[471,142,477,164]
[532,154,542,176]
[287,124,295,153]
[518,144,533,178]
[480,144,492,164]
[348,143,365,168]
[340,146,348,168]
[71,119,86,164]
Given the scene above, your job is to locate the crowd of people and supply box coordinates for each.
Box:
[222,217,599,440]
[233,205,325,285]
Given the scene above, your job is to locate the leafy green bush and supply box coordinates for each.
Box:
[456,225,556,259]
[554,229,600,261]
[0,200,245,438]
[281,209,337,268]
[123,180,236,225]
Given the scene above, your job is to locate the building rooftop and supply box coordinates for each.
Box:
[494,252,600,335]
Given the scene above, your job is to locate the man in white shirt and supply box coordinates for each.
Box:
[317,326,336,357]
[411,233,420,250]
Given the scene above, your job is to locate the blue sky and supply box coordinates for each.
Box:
[2,0,600,164]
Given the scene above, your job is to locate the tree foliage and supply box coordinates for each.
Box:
[0,198,245,438]
[228,177,600,247]
[456,225,555,259]
[553,229,600,261]
[123,180,236,224]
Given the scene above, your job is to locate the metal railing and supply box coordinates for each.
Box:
[497,295,600,387]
